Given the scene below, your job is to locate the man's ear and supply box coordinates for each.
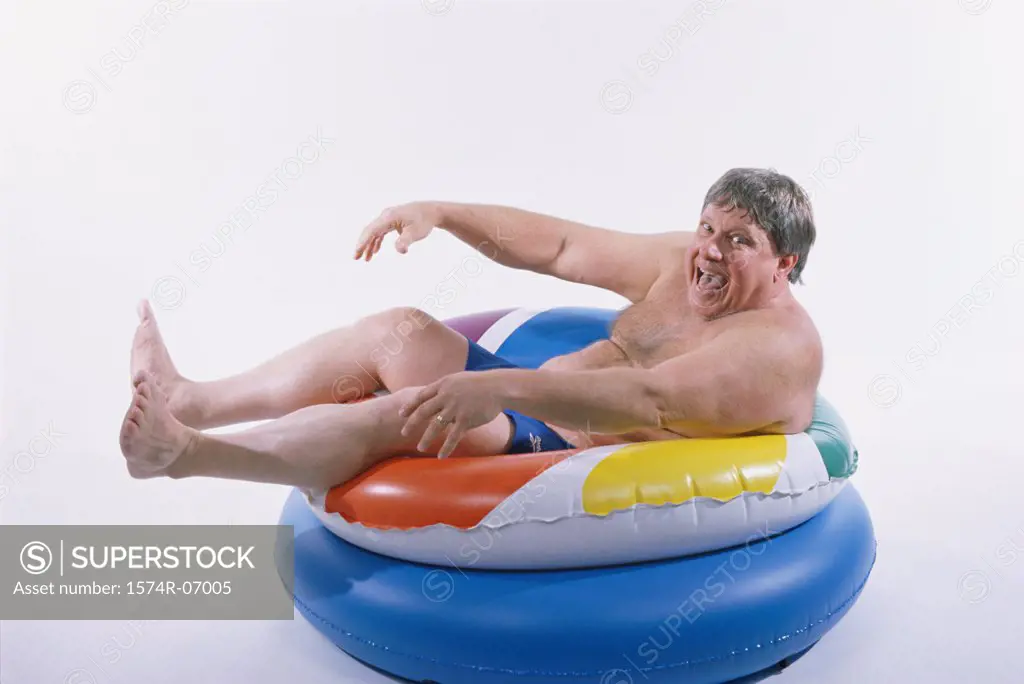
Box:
[776,254,798,282]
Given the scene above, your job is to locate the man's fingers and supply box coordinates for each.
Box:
[371,234,385,258]
[355,216,427,261]
[395,229,414,254]
[405,397,445,439]
[416,422,441,453]
[354,212,396,259]
[353,223,379,259]
[354,234,377,260]
[396,222,431,254]
[437,423,466,459]
[401,393,444,438]
[399,385,437,419]
[363,235,379,261]
[395,225,423,254]
[414,408,449,452]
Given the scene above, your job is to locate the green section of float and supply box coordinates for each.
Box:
[807,395,858,479]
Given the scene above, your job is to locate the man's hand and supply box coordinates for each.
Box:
[354,202,442,261]
[398,372,504,458]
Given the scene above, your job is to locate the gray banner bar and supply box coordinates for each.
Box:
[0,526,294,620]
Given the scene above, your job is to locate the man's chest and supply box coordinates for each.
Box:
[609,298,725,367]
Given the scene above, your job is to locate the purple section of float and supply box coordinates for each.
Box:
[444,309,515,342]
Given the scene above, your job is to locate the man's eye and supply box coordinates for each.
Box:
[731,235,748,246]
[701,223,712,233]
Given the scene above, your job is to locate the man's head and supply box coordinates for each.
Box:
[687,167,816,318]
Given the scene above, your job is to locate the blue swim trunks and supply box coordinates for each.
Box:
[463,339,575,454]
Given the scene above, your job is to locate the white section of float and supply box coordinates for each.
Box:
[306,435,846,570]
[475,308,543,352]
[774,433,832,493]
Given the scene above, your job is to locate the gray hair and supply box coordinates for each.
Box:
[702,168,816,284]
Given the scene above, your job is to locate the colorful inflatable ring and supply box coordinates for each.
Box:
[280,484,876,684]
[307,307,859,570]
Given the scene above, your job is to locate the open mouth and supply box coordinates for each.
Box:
[695,266,727,292]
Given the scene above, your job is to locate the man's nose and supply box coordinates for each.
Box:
[702,242,723,260]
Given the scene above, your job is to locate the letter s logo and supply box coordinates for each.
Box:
[21,541,53,575]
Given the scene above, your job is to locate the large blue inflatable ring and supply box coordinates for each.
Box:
[281,484,874,684]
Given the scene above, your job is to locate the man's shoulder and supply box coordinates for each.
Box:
[720,304,822,426]
[732,298,817,332]
[725,304,822,364]
[627,230,692,262]
[649,230,694,254]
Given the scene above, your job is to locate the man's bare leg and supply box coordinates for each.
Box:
[119,371,512,489]
[130,300,474,430]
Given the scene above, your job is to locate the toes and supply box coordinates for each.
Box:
[137,299,154,323]
[119,420,138,452]
[132,377,169,410]
[135,381,152,400]
[127,407,144,427]
[126,463,151,480]
[133,369,151,387]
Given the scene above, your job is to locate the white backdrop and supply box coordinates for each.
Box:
[3,0,1023,682]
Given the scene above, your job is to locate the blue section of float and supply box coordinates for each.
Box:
[494,307,618,368]
[281,485,876,684]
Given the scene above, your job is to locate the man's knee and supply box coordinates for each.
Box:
[359,307,466,387]
[363,307,438,341]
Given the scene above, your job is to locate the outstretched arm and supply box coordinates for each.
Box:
[356,201,689,302]
[437,203,684,302]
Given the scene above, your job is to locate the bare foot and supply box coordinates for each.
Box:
[119,371,198,479]
[130,299,203,425]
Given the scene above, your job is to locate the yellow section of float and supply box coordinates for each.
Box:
[581,435,788,515]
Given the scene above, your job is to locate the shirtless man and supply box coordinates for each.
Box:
[119,167,821,491]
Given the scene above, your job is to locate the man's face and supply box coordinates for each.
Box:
[686,203,788,318]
